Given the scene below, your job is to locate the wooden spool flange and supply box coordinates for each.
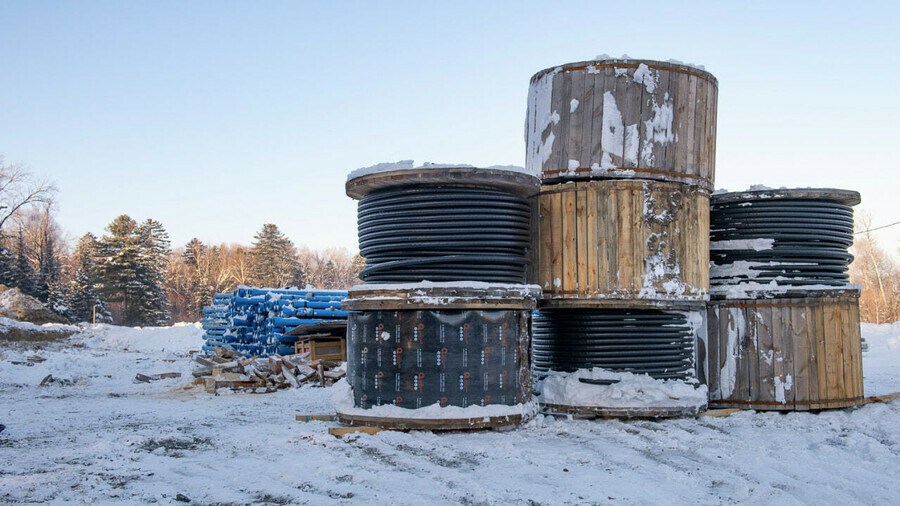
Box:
[346,166,541,200]
[710,187,861,206]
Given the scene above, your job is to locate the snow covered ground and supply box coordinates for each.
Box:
[1,322,899,504]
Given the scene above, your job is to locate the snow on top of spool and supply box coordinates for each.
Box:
[347,160,532,182]
[711,187,862,207]
[529,56,716,85]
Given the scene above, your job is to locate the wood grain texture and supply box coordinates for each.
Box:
[707,291,864,411]
[527,59,718,189]
[534,180,709,301]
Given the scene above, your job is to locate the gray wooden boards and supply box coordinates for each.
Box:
[707,289,864,411]
[346,167,540,200]
[526,58,717,190]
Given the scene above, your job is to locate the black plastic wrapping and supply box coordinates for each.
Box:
[348,309,529,409]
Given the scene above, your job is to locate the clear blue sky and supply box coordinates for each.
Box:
[2,1,898,253]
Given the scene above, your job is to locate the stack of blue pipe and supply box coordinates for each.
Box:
[201,286,349,357]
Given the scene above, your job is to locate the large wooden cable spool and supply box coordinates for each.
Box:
[338,284,539,430]
[526,58,718,189]
[531,179,709,301]
[346,166,540,285]
[706,289,864,411]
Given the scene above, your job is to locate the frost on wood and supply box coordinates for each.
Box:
[525,68,561,177]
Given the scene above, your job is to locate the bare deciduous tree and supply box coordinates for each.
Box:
[0,156,56,235]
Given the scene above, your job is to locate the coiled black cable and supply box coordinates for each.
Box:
[533,309,696,380]
[711,198,855,287]
[357,186,531,283]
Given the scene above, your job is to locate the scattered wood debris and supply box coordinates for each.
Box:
[191,346,346,394]
[134,372,182,383]
[328,426,391,438]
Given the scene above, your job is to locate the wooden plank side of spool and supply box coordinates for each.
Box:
[706,305,720,398]
[526,59,717,189]
[707,292,864,411]
[534,180,709,301]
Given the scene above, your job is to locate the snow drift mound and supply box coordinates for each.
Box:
[77,322,205,355]
[0,286,69,324]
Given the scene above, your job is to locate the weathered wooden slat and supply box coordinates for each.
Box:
[805,305,819,410]
[575,183,588,296]
[562,188,577,292]
[550,191,563,291]
[693,76,708,179]
[547,72,566,176]
[538,192,553,291]
[706,305,720,399]
[586,184,598,294]
[589,68,607,168]
[789,305,808,409]
[580,70,595,166]
[622,66,642,168]
[824,301,841,401]
[568,72,584,172]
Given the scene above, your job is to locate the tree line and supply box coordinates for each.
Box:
[849,213,900,324]
[0,158,364,326]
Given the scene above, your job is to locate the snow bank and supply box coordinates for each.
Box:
[539,368,708,410]
[76,322,204,354]
[0,316,79,334]
[332,379,538,420]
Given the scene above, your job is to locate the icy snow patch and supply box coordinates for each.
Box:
[332,379,538,420]
[539,368,707,410]
[570,98,579,113]
[710,239,775,251]
[633,63,657,93]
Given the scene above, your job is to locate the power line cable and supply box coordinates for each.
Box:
[855,220,900,235]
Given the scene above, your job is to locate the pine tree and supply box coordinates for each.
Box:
[65,233,111,323]
[96,215,170,326]
[12,228,37,297]
[136,219,171,325]
[249,224,303,288]
[0,238,15,287]
[35,227,59,302]
[183,238,212,318]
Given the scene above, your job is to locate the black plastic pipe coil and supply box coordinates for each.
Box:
[710,198,854,286]
[532,309,696,380]
[357,186,531,283]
